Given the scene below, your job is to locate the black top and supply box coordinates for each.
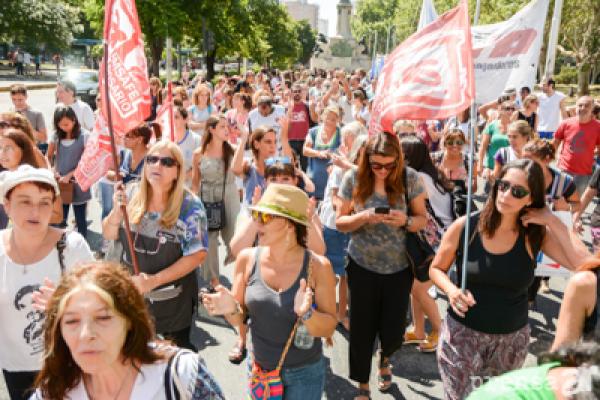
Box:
[583,269,600,342]
[452,213,535,334]
[517,111,537,130]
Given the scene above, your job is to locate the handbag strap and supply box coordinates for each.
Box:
[275,252,314,372]
[403,169,411,217]
[56,231,67,275]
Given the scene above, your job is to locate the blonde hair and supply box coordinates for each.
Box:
[509,120,533,140]
[192,84,212,107]
[523,94,538,108]
[128,141,186,228]
[393,120,416,134]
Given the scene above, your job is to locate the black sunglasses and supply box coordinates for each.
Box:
[370,160,397,171]
[146,155,178,168]
[445,140,464,146]
[496,179,529,199]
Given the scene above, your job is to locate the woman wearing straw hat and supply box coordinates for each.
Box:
[0,165,93,400]
[202,183,337,399]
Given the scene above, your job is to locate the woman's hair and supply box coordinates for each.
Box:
[192,84,212,107]
[479,159,546,254]
[129,141,186,228]
[522,139,556,161]
[0,111,36,142]
[149,77,163,104]
[523,94,538,108]
[53,105,81,140]
[249,126,275,160]
[348,134,368,164]
[341,121,367,143]
[393,120,416,135]
[127,123,161,145]
[352,89,366,102]
[401,136,453,192]
[443,128,466,147]
[354,132,405,207]
[175,105,188,120]
[508,120,532,139]
[238,93,252,111]
[293,222,307,248]
[538,341,600,398]
[1,128,41,168]
[201,115,234,173]
[173,86,188,101]
[35,262,170,400]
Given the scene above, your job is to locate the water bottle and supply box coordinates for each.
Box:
[294,321,314,349]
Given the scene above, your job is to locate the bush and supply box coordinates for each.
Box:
[555,65,578,84]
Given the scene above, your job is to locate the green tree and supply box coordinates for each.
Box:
[0,0,82,53]
[556,0,600,95]
[295,20,317,66]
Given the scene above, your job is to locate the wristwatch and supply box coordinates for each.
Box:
[405,216,413,229]
[301,307,314,322]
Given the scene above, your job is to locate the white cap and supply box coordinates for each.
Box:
[0,165,59,204]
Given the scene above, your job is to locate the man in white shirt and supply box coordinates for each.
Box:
[55,80,95,132]
[248,95,286,147]
[537,77,567,140]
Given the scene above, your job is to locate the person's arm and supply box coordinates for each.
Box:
[522,207,591,270]
[573,186,597,231]
[229,217,259,258]
[35,113,47,142]
[102,183,126,240]
[47,141,56,167]
[551,270,597,351]
[303,132,328,159]
[559,97,568,119]
[231,127,249,177]
[478,99,498,121]
[308,101,318,123]
[477,129,491,176]
[278,115,293,158]
[551,124,564,152]
[297,254,337,338]
[492,154,502,179]
[510,110,519,122]
[306,199,326,255]
[298,170,315,193]
[534,113,539,133]
[191,149,202,194]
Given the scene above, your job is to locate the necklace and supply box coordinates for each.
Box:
[85,365,134,400]
[10,230,46,275]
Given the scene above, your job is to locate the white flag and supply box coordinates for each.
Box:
[418,0,439,31]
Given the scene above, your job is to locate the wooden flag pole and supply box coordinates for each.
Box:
[168,81,175,141]
[102,41,140,275]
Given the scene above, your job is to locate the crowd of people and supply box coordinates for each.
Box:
[0,67,600,400]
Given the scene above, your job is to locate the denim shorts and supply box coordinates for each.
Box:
[323,226,350,276]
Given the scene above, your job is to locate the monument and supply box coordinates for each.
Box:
[310,0,371,71]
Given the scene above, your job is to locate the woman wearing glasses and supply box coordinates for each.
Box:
[432,128,477,191]
[102,141,208,351]
[202,184,336,399]
[336,133,428,400]
[191,115,239,288]
[429,159,590,400]
[477,101,514,185]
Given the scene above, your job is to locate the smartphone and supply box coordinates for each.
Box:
[374,206,390,214]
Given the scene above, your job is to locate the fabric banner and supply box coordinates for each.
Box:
[101,0,151,137]
[369,0,474,133]
[472,0,550,103]
[155,82,174,141]
[74,115,114,192]
[535,210,573,278]
[418,0,439,31]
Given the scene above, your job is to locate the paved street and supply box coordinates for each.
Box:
[0,89,588,399]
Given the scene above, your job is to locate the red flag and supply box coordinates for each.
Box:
[74,115,115,192]
[155,82,174,141]
[369,0,474,135]
[101,0,151,137]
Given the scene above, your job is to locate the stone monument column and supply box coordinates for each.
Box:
[336,0,353,39]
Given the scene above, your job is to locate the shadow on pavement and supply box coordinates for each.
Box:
[324,356,357,400]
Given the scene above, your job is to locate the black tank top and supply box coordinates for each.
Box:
[582,269,600,342]
[517,111,537,130]
[451,213,535,334]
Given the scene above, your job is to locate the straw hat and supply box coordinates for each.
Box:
[248,183,309,226]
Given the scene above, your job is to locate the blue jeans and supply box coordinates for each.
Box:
[539,131,554,140]
[323,226,349,276]
[63,203,87,238]
[280,356,325,400]
[99,181,115,220]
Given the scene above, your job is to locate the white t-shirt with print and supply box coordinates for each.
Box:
[0,231,93,371]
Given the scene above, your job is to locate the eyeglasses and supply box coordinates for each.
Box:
[124,133,139,140]
[0,121,9,129]
[146,155,178,168]
[445,140,464,146]
[502,107,516,112]
[370,160,397,171]
[265,156,292,166]
[496,179,530,199]
[292,90,302,94]
[252,210,276,224]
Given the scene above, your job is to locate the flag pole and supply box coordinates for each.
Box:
[544,0,563,77]
[102,44,140,275]
[167,81,175,141]
[460,0,480,291]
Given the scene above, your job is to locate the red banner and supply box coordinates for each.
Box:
[369,0,474,134]
[155,83,174,141]
[74,115,114,192]
[101,0,151,137]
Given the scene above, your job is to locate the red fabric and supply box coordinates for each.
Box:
[556,117,600,175]
[288,102,310,141]
[100,0,151,137]
[369,0,474,135]
[155,83,174,141]
[74,115,114,192]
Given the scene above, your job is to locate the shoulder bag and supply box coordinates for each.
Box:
[202,164,227,231]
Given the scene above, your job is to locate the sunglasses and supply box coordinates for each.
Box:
[496,179,530,199]
[265,156,292,166]
[146,155,178,168]
[124,133,139,140]
[446,140,464,146]
[370,160,397,171]
[252,210,276,224]
[502,107,516,112]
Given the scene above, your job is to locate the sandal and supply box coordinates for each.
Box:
[228,343,247,364]
[418,330,439,353]
[354,388,371,400]
[404,329,426,345]
[378,352,392,392]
